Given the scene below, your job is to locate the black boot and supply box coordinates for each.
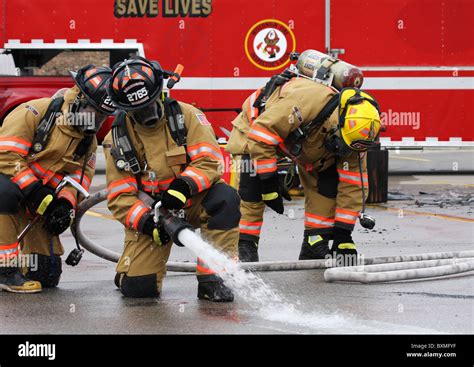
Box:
[26,253,62,288]
[298,231,331,260]
[0,267,42,293]
[332,227,359,267]
[197,275,234,302]
[239,240,259,262]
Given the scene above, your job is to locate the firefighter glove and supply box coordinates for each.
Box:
[141,214,171,246]
[260,174,284,214]
[24,182,56,215]
[161,178,191,210]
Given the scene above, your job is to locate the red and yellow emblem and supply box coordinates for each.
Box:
[245,19,296,71]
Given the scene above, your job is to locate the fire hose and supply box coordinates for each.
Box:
[74,189,474,283]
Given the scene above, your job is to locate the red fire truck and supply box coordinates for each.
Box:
[1,0,473,146]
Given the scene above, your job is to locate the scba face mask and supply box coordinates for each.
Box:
[129,101,162,127]
[69,97,108,136]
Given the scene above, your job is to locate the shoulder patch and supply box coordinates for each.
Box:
[25,104,39,116]
[87,152,96,169]
[195,113,211,126]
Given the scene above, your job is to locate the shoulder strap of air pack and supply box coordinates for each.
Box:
[163,97,187,147]
[285,93,339,156]
[111,111,143,180]
[253,68,295,115]
[31,97,64,153]
[304,93,340,134]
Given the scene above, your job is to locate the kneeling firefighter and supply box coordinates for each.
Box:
[244,55,381,265]
[0,65,116,293]
[104,56,240,301]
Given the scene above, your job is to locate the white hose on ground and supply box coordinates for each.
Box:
[75,189,474,282]
[324,258,474,283]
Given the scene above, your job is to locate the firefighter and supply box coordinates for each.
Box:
[226,90,291,262]
[245,77,381,265]
[0,65,116,293]
[104,56,240,301]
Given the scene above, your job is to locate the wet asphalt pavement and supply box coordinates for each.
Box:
[0,150,473,334]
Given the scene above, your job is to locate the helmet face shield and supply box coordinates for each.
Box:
[129,101,161,127]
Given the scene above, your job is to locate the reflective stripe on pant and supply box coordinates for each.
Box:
[0,215,20,261]
[234,155,266,242]
[239,200,265,242]
[298,163,336,235]
[0,209,63,265]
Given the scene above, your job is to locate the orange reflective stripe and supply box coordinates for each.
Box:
[336,208,359,216]
[30,162,46,176]
[359,128,370,138]
[0,137,31,156]
[29,163,64,187]
[47,173,64,188]
[337,169,369,186]
[337,169,368,179]
[197,258,215,275]
[181,166,210,192]
[248,125,283,146]
[75,170,91,189]
[11,168,39,190]
[335,208,359,225]
[187,142,223,162]
[255,158,277,174]
[107,177,138,200]
[125,201,149,230]
[69,171,91,191]
[304,212,335,228]
[0,242,20,258]
[142,177,175,193]
[239,220,263,235]
[58,190,77,208]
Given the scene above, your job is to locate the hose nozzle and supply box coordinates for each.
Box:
[159,213,194,247]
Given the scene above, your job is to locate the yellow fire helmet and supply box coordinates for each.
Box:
[339,88,381,151]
